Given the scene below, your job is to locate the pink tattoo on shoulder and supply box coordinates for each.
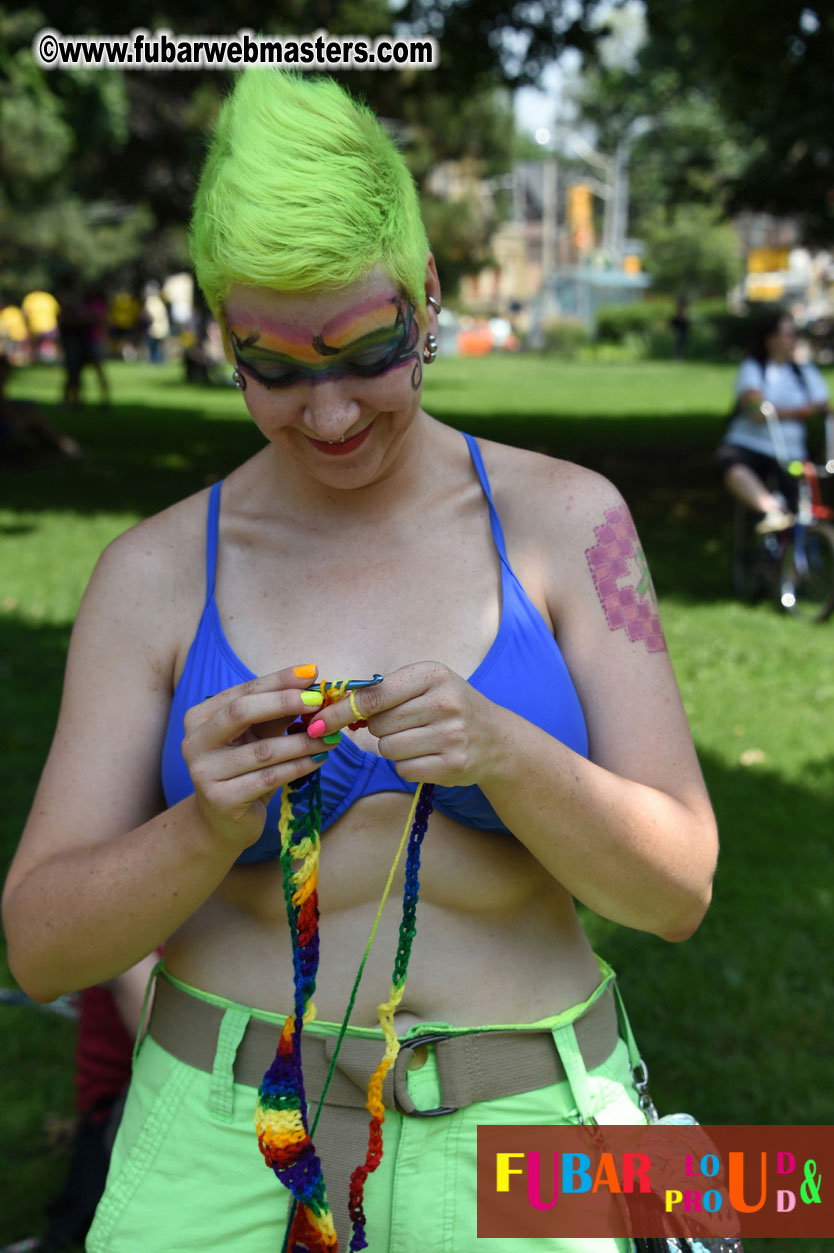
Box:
[584,506,667,653]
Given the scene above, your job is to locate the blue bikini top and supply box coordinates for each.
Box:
[160,433,589,861]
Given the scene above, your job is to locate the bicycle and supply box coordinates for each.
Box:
[731,403,834,622]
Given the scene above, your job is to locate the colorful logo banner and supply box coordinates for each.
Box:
[477,1125,831,1239]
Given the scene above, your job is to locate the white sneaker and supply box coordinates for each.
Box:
[754,509,795,535]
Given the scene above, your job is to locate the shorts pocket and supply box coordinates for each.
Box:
[86,1038,197,1252]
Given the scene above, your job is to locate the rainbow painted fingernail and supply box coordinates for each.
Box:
[307,718,327,738]
[293,664,317,679]
[300,691,324,708]
[322,732,342,746]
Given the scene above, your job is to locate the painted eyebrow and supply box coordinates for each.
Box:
[231,322,404,361]
[320,293,401,340]
[227,294,403,352]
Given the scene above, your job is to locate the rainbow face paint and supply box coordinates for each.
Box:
[230,294,422,393]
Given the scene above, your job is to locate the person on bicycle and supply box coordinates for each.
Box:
[717,311,830,534]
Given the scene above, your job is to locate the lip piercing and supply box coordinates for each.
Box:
[327,436,347,444]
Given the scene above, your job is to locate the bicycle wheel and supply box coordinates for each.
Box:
[731,545,769,602]
[731,505,770,602]
[779,521,834,622]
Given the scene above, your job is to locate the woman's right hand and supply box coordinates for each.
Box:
[181,664,328,850]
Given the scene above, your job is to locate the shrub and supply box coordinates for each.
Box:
[539,316,591,358]
[594,300,780,362]
[691,297,732,322]
[706,309,776,357]
[595,301,674,344]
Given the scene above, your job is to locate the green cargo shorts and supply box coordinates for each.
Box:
[87,960,645,1252]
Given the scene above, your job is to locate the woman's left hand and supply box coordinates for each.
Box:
[307,662,500,787]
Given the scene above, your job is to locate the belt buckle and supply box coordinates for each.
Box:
[398,1033,458,1116]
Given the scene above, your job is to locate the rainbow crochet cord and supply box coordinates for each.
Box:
[254,680,434,1253]
[347,782,434,1252]
[255,765,337,1253]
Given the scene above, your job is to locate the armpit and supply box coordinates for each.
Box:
[584,505,666,654]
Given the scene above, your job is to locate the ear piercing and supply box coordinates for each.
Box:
[425,295,441,362]
[423,333,438,364]
[232,368,247,390]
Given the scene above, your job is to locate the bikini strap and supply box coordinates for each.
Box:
[462,432,509,565]
[204,480,223,605]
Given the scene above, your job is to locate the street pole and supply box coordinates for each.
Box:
[541,157,558,309]
[512,166,524,223]
[602,180,614,255]
[611,141,629,259]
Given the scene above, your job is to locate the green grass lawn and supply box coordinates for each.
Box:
[1,357,832,1251]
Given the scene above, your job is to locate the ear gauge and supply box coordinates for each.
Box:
[423,333,439,365]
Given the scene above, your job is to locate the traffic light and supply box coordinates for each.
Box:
[567,183,593,249]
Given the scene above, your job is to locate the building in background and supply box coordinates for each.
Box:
[734,212,833,320]
[455,159,649,337]
[430,157,833,347]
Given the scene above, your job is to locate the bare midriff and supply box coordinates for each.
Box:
[161,431,602,1030]
[163,789,602,1028]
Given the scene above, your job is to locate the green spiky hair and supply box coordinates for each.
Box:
[189,71,429,319]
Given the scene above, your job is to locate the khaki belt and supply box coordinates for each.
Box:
[149,973,618,1114]
[148,975,619,1249]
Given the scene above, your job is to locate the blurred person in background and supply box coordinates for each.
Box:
[108,292,143,361]
[0,353,81,463]
[0,302,31,364]
[716,310,830,533]
[182,316,226,386]
[81,288,111,407]
[670,296,690,360]
[0,956,158,1253]
[56,282,86,409]
[22,291,60,362]
[142,283,170,363]
[56,284,110,409]
[162,272,194,337]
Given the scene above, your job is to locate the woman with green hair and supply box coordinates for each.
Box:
[3,70,717,1252]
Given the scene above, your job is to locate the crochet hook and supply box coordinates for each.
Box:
[305,673,384,693]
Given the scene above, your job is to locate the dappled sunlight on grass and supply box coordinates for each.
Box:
[1,357,831,1247]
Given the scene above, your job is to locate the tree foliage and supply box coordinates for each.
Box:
[640,0,834,242]
[575,1,834,247]
[398,0,605,89]
[0,8,150,296]
[576,64,747,237]
[641,204,742,299]
[0,0,614,301]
